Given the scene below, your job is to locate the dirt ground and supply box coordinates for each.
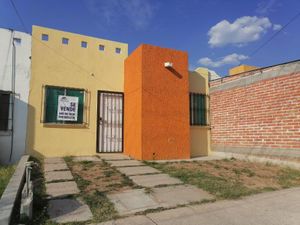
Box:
[170,159,300,189]
[69,160,134,194]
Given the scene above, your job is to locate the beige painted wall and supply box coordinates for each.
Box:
[26,25,128,157]
[189,68,211,157]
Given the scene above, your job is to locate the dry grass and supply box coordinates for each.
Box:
[146,158,300,199]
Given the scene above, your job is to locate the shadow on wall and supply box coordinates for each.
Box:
[167,67,183,79]
[189,71,207,92]
[0,98,31,165]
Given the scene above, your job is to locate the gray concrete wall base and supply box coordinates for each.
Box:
[212,151,300,170]
[0,155,29,225]
[212,146,300,158]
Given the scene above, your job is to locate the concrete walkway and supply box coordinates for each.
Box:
[98,154,213,216]
[97,187,300,225]
[44,157,93,223]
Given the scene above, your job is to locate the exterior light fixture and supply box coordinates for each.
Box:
[164,62,173,68]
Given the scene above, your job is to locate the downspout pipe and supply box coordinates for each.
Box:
[9,32,16,162]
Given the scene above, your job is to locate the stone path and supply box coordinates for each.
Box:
[99,154,213,216]
[44,157,92,223]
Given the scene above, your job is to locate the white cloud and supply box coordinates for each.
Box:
[208,16,279,47]
[85,0,157,29]
[273,24,282,31]
[198,53,249,68]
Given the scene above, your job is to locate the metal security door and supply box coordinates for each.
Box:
[97,91,123,153]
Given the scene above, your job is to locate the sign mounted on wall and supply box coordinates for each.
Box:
[57,95,79,121]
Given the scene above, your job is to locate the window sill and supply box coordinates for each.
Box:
[190,125,211,129]
[43,123,88,129]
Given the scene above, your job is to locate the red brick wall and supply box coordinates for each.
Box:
[210,71,300,151]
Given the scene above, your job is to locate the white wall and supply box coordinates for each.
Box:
[0,28,31,164]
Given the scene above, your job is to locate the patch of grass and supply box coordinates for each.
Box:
[83,191,118,222]
[241,168,256,177]
[120,174,135,187]
[0,164,15,197]
[144,187,153,194]
[214,164,221,169]
[73,174,91,191]
[278,167,300,188]
[103,170,115,177]
[27,157,51,225]
[64,156,73,164]
[80,161,95,170]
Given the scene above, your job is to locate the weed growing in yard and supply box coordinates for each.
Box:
[73,174,92,190]
[26,157,51,225]
[278,167,300,188]
[103,170,115,177]
[80,161,95,171]
[83,190,118,222]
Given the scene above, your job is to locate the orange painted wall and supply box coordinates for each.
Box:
[124,44,190,160]
[124,46,143,159]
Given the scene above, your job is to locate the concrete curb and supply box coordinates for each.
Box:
[212,152,300,170]
[0,155,30,225]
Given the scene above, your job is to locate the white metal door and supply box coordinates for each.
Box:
[98,92,123,152]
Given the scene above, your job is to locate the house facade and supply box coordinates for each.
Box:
[0,28,31,164]
[25,26,210,160]
[26,25,128,158]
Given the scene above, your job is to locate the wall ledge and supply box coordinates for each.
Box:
[0,155,29,225]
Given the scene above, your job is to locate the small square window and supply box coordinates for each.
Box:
[99,45,105,51]
[115,48,121,54]
[13,38,21,45]
[62,37,69,45]
[42,34,48,41]
[81,41,87,48]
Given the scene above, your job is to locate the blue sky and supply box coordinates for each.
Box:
[1,0,300,76]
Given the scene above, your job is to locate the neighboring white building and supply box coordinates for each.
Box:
[0,28,31,164]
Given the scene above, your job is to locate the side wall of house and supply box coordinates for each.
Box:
[0,29,31,164]
[27,25,128,158]
[210,61,300,156]
[189,68,211,157]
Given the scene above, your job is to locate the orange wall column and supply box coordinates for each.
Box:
[124,44,190,160]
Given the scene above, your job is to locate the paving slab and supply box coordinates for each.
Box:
[151,185,214,207]
[98,153,131,161]
[147,187,300,225]
[73,156,102,162]
[117,166,161,176]
[129,174,183,187]
[44,162,68,172]
[44,157,64,164]
[107,160,144,167]
[48,198,93,223]
[96,215,155,225]
[107,189,161,215]
[45,170,74,183]
[46,181,80,199]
